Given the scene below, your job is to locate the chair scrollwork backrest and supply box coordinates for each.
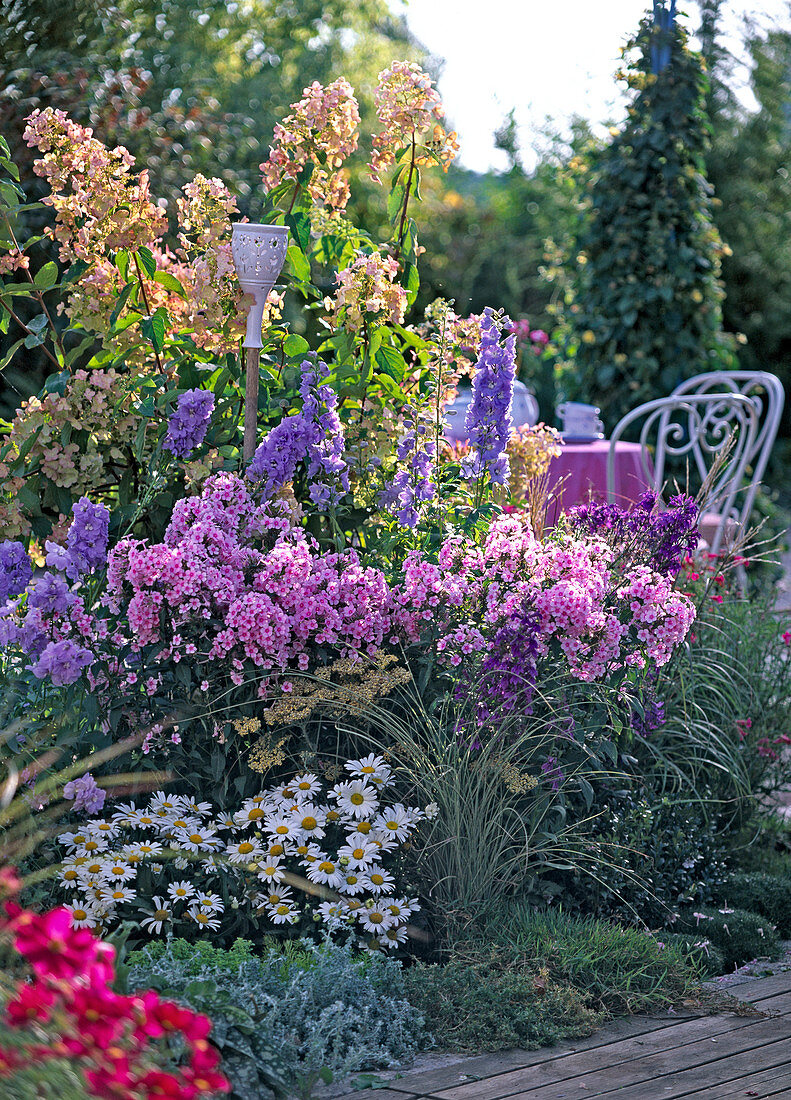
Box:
[607,393,760,554]
[670,371,784,526]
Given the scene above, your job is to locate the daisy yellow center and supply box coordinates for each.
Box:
[327,810,340,821]
[370,874,384,885]
[319,861,336,874]
[189,834,204,844]
[73,909,88,921]
[140,846,154,853]
[111,866,125,874]
[361,766,375,773]
[154,908,169,919]
[139,817,153,825]
[281,788,295,799]
[87,863,102,873]
[275,825,289,835]
[346,874,358,883]
[248,808,264,820]
[200,898,212,905]
[172,820,188,829]
[298,782,311,791]
[368,912,384,924]
[386,821,398,831]
[195,913,209,923]
[301,817,317,830]
[350,793,364,805]
[353,848,365,859]
[264,866,277,876]
[64,870,78,880]
[175,888,188,896]
[84,841,100,851]
[73,836,86,845]
[270,843,285,856]
[357,821,371,833]
[238,842,254,854]
[111,891,125,900]
[276,904,290,915]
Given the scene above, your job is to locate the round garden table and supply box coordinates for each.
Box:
[544,440,653,526]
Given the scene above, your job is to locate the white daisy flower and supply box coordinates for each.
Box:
[74,857,109,881]
[103,859,136,883]
[297,843,325,869]
[385,896,421,919]
[367,830,399,854]
[216,812,238,830]
[292,805,327,841]
[167,880,196,902]
[345,754,392,789]
[317,900,350,927]
[129,809,159,829]
[307,858,345,889]
[373,803,420,842]
[257,857,285,883]
[98,885,137,905]
[272,780,299,803]
[174,856,190,870]
[135,841,164,859]
[149,792,187,815]
[268,901,300,925]
[85,820,119,839]
[195,891,224,913]
[111,802,140,826]
[57,863,84,888]
[264,814,299,840]
[258,885,294,908]
[58,830,105,853]
[358,904,396,934]
[174,827,222,853]
[182,797,213,817]
[339,871,366,895]
[361,867,395,894]
[67,900,100,929]
[331,780,379,820]
[345,820,374,841]
[266,840,288,858]
[378,923,409,947]
[337,841,378,869]
[187,907,221,931]
[157,815,200,834]
[141,897,173,934]
[234,804,267,828]
[291,773,322,801]
[225,839,264,864]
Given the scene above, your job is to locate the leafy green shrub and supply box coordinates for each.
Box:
[673,906,781,971]
[562,795,729,926]
[402,944,602,1052]
[714,872,791,938]
[479,904,701,1015]
[127,937,425,1099]
[656,932,725,978]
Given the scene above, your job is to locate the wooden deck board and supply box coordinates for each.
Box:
[335,972,791,1100]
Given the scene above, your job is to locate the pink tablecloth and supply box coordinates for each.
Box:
[545,440,652,525]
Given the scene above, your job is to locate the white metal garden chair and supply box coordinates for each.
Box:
[607,392,760,555]
[669,371,785,532]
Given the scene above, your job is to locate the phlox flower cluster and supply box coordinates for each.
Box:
[54,758,425,952]
[369,61,459,184]
[462,307,517,487]
[164,389,216,458]
[377,405,437,529]
[332,251,408,332]
[248,358,349,509]
[261,77,361,209]
[568,491,699,577]
[0,895,228,1097]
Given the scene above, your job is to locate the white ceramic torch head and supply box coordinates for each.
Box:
[230,223,289,348]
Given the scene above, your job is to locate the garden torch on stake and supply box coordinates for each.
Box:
[230,223,289,461]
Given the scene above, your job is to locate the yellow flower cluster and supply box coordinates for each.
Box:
[263,654,412,729]
[497,761,539,794]
[248,734,289,776]
[505,423,563,504]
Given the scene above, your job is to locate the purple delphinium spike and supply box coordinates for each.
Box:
[568,491,698,576]
[0,541,32,602]
[66,497,110,576]
[63,773,106,815]
[462,307,516,486]
[164,388,215,458]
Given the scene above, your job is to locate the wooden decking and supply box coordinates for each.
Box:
[341,971,791,1100]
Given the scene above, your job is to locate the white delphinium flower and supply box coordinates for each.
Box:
[141,897,173,934]
[225,838,265,864]
[307,857,345,889]
[167,881,196,902]
[331,780,379,820]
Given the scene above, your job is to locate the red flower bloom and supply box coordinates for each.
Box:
[5,981,56,1027]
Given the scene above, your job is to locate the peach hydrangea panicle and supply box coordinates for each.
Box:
[369,61,459,184]
[260,78,360,209]
[332,251,407,332]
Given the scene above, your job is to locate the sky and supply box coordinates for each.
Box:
[395,0,791,172]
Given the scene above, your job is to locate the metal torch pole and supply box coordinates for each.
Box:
[243,345,260,462]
